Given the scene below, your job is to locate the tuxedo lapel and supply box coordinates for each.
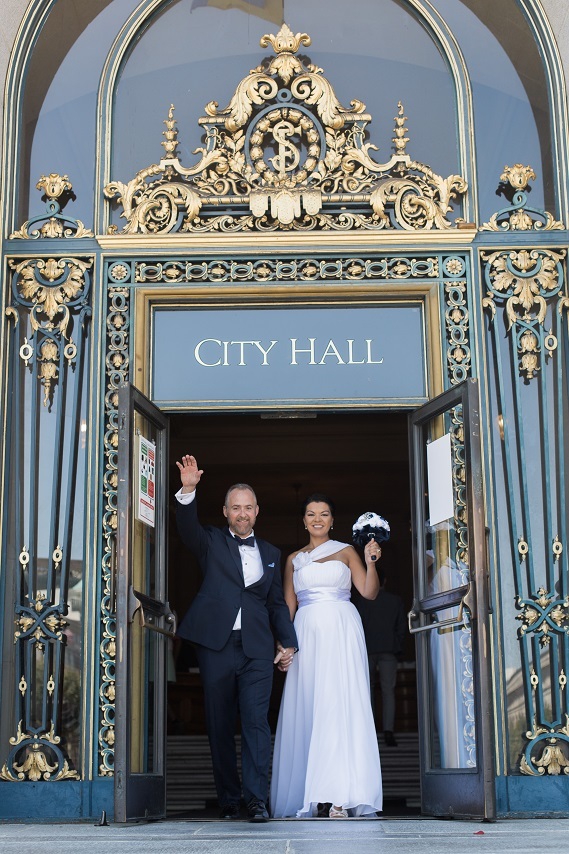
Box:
[224,529,245,582]
[255,539,271,584]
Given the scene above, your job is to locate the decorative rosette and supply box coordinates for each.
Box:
[352,511,391,548]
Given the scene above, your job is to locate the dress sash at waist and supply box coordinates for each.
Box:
[297,587,351,607]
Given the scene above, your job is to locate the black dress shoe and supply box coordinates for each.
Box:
[219,803,240,819]
[384,730,398,747]
[247,799,269,822]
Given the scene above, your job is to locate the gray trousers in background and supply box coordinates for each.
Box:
[368,652,398,732]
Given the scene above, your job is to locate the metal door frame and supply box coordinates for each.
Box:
[409,378,495,820]
[114,383,172,822]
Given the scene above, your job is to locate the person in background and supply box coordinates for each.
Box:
[354,568,406,747]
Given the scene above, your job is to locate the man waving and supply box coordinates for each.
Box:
[175,455,297,822]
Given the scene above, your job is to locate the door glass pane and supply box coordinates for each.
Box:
[427,605,476,769]
[425,520,465,597]
[129,412,163,775]
[130,618,160,774]
[429,0,554,219]
[420,404,476,770]
[422,408,469,597]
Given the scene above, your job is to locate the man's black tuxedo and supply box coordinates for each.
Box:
[176,498,297,657]
[176,495,297,809]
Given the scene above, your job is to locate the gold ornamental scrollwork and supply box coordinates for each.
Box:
[515,587,569,647]
[105,25,468,234]
[0,722,79,782]
[520,716,569,776]
[480,164,564,231]
[7,256,93,407]
[98,286,130,776]
[482,245,567,381]
[10,174,94,239]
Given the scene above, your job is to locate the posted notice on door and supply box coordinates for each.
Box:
[136,434,156,527]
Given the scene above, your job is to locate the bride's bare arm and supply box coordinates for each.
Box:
[283,553,298,619]
[346,542,381,599]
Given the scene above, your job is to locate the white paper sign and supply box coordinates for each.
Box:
[136,434,156,527]
[426,432,454,527]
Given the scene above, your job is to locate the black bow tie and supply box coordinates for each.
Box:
[234,535,255,548]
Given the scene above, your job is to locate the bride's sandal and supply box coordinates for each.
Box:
[329,805,348,818]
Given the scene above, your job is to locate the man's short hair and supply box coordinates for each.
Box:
[224,483,257,507]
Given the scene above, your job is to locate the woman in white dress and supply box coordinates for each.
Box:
[271,494,383,819]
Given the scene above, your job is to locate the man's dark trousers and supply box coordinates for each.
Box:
[196,631,273,806]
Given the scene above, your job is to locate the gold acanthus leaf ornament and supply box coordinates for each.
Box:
[501,164,536,189]
[105,24,468,234]
[533,743,569,775]
[10,257,91,335]
[483,249,565,330]
[259,24,311,85]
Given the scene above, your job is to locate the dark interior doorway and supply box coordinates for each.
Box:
[165,410,419,816]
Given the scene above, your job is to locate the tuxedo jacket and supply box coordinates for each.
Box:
[176,497,298,660]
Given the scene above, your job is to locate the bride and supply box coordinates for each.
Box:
[270,494,383,818]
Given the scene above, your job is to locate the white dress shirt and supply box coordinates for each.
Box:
[175,488,264,629]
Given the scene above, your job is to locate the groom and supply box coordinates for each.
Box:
[175,455,297,822]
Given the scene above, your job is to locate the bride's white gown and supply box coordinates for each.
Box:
[270,552,383,817]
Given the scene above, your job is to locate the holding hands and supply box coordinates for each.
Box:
[176,454,204,494]
[274,643,295,672]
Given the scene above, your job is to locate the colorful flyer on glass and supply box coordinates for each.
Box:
[137,434,156,527]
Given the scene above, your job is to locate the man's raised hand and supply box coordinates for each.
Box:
[176,454,204,493]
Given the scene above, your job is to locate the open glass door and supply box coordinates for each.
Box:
[114,384,174,822]
[409,378,495,820]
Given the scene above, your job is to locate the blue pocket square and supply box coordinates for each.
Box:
[268,562,275,568]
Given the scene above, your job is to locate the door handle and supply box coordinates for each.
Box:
[408,598,467,634]
[128,587,177,637]
[139,607,177,638]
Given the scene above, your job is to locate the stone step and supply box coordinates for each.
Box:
[166,732,420,814]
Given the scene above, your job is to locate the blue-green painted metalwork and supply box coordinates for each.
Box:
[133,255,440,284]
[98,286,131,777]
[444,268,471,384]
[9,174,94,242]
[0,247,92,782]
[97,246,475,774]
[0,0,568,821]
[480,169,569,777]
[479,165,564,234]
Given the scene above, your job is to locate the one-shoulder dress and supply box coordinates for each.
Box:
[270,553,382,817]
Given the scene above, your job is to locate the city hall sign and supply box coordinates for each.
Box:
[151,305,427,409]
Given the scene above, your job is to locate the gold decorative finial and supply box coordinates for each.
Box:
[500,164,536,191]
[162,105,179,158]
[260,23,310,55]
[36,174,72,200]
[393,102,409,156]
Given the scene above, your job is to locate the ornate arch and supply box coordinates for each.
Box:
[95,0,478,232]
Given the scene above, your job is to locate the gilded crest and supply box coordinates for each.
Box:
[105,24,467,234]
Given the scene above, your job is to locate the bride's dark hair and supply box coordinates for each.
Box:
[301,493,336,517]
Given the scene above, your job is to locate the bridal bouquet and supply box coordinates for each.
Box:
[352,512,391,558]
